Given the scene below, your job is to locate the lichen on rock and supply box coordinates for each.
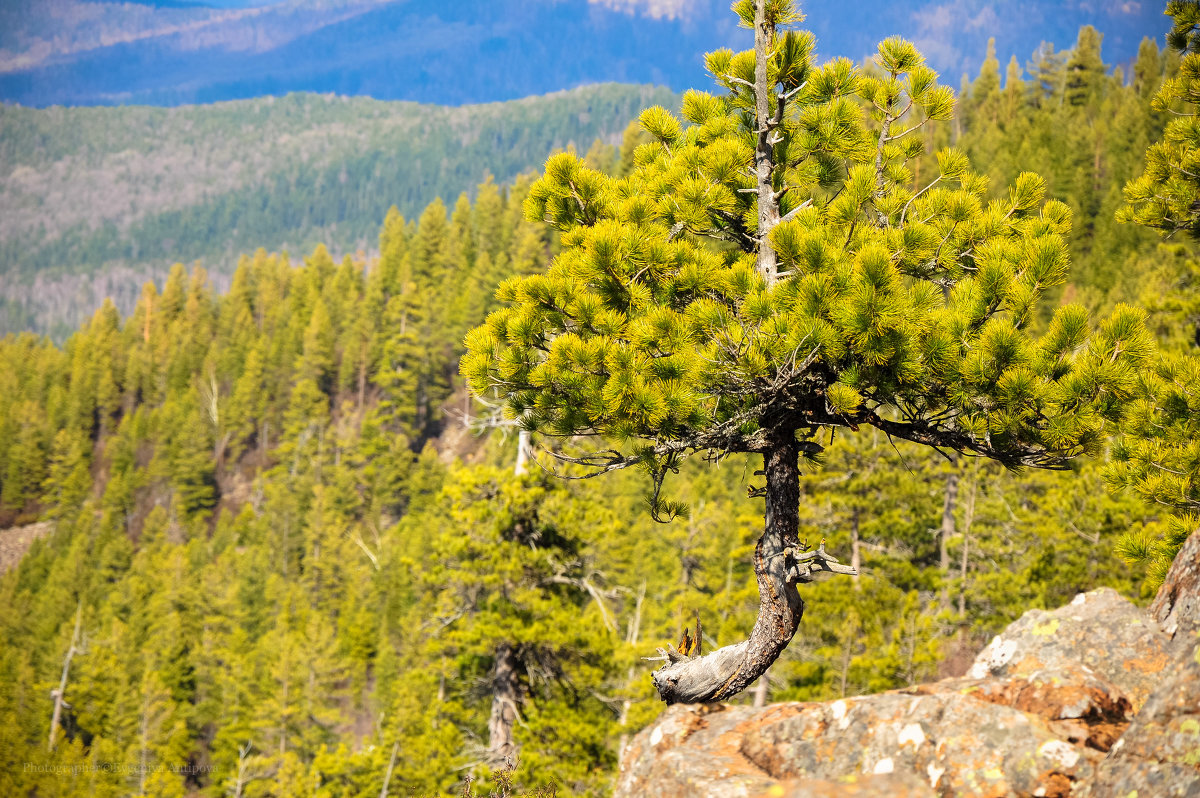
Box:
[615,578,1200,798]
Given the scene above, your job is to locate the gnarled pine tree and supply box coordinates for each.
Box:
[462,0,1152,704]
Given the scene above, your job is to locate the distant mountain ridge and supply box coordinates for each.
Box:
[0,83,677,336]
[0,0,1167,108]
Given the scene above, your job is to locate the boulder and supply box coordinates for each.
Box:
[1077,531,1200,797]
[1148,527,1200,642]
[615,588,1174,797]
[965,587,1169,711]
[613,702,939,798]
[1077,634,1200,797]
[614,703,783,797]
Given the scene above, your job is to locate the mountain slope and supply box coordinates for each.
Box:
[0,83,676,335]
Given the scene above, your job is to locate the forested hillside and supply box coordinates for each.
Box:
[0,84,676,337]
[0,21,1196,798]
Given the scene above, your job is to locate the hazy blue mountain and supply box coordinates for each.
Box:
[0,0,1168,109]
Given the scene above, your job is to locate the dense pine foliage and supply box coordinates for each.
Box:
[463,2,1156,705]
[0,16,1196,797]
[1108,0,1200,586]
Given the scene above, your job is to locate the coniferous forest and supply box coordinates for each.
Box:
[2,3,1200,796]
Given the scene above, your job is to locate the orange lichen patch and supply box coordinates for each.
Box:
[772,771,937,797]
[1118,651,1172,708]
[1036,770,1073,797]
[973,678,1131,719]
[960,674,1133,754]
[1007,654,1049,675]
[898,683,941,697]
[721,703,811,779]
[615,704,791,797]
[733,702,809,732]
[1121,650,1170,675]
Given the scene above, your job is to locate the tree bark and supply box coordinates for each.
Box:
[939,466,958,609]
[379,740,399,798]
[618,582,645,755]
[958,473,976,617]
[487,642,522,766]
[850,509,862,591]
[754,0,779,286]
[514,429,531,477]
[651,426,855,704]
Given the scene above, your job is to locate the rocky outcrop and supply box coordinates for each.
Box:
[616,577,1200,798]
[1078,632,1200,798]
[1079,531,1200,798]
[0,520,52,574]
[963,588,1168,711]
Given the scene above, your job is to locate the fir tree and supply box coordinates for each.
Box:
[463,0,1153,703]
[1027,42,1067,108]
[1065,26,1105,108]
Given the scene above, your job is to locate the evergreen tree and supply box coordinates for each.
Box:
[463,0,1153,704]
[414,465,616,788]
[1027,42,1067,108]
[970,38,1002,127]
[1121,1,1200,238]
[1065,26,1106,108]
[1111,0,1200,584]
[1133,36,1166,102]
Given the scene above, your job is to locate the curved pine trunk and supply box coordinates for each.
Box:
[652,428,853,705]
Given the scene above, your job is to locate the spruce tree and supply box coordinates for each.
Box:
[463,0,1152,703]
[1027,42,1068,109]
[1065,26,1105,108]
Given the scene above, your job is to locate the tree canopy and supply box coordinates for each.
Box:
[463,0,1154,704]
[465,4,1153,474]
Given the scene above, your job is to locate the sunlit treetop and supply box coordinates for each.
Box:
[463,0,1152,513]
[1120,0,1200,236]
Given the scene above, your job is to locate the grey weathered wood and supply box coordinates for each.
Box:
[379,740,399,798]
[48,601,82,751]
[753,0,780,287]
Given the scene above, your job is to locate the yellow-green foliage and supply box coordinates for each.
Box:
[465,6,1153,478]
[1107,0,1200,587]
[1,4,1193,797]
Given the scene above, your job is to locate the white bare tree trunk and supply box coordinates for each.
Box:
[48,601,82,751]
